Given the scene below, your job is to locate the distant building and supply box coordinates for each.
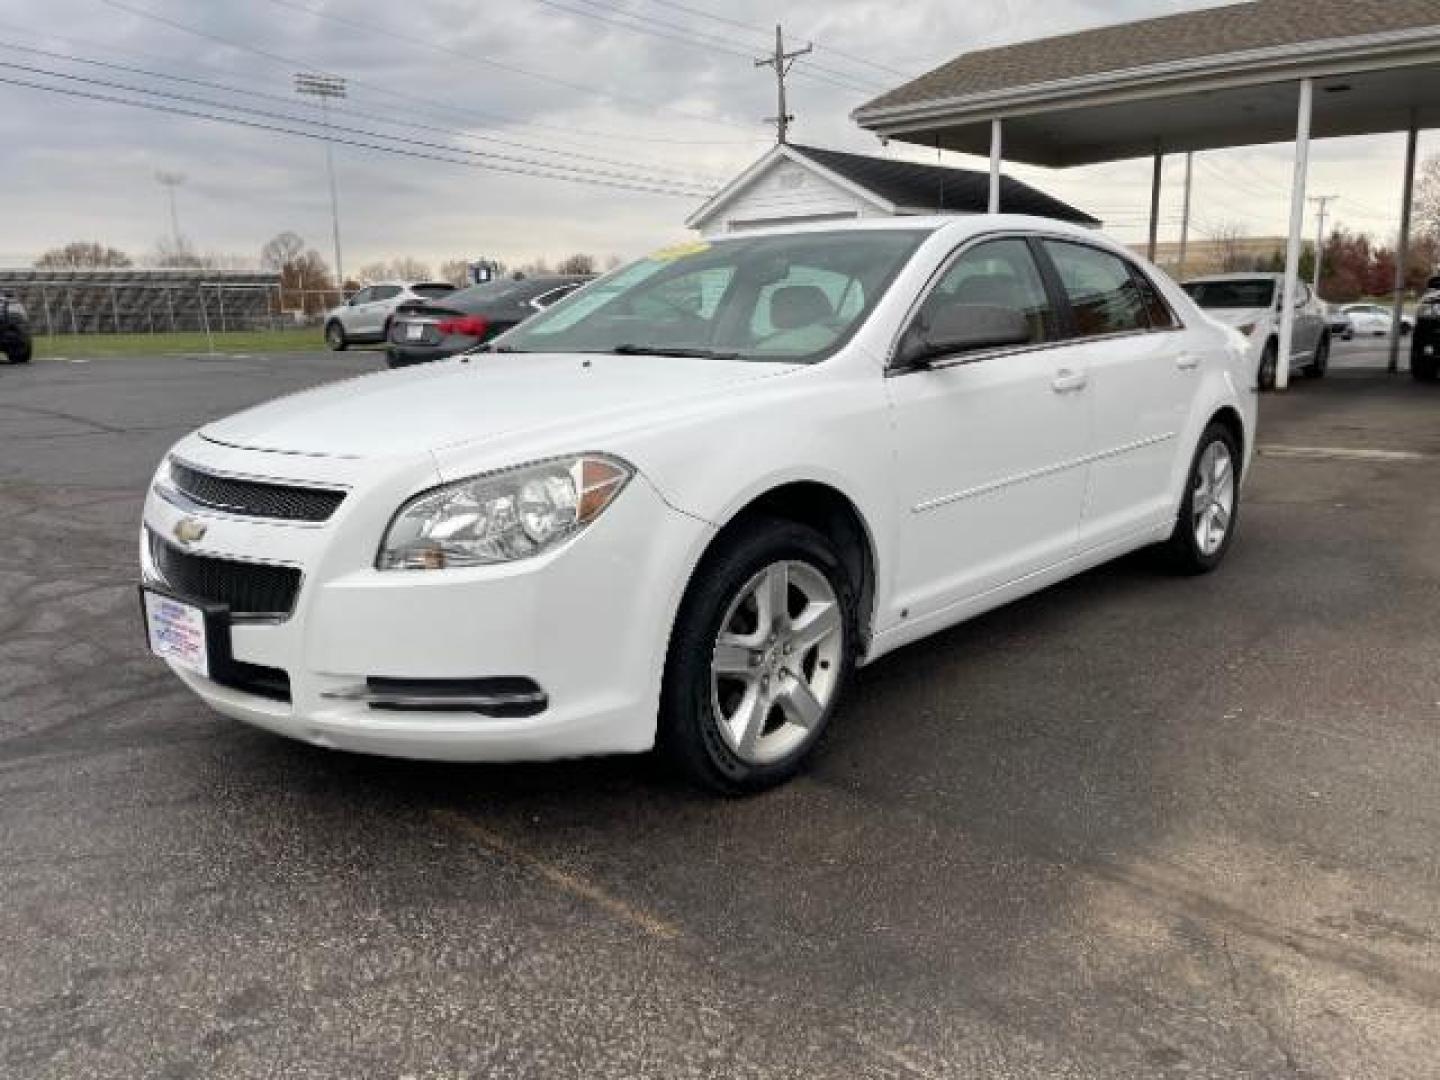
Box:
[687,142,1098,236]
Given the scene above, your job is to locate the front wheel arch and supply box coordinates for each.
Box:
[698,480,878,657]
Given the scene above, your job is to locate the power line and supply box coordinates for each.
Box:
[0,38,727,184]
[623,0,915,79]
[569,0,889,91]
[0,69,712,198]
[0,57,714,194]
[91,0,763,148]
[257,0,760,132]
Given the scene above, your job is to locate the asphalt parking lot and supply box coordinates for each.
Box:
[2,340,1438,1078]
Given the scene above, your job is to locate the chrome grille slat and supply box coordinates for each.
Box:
[171,461,345,522]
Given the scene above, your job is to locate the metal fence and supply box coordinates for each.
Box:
[0,269,343,338]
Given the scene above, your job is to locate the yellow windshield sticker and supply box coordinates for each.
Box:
[649,240,711,262]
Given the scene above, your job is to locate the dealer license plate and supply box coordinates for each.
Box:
[143,589,210,678]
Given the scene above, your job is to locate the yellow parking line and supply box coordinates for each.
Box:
[432,808,681,942]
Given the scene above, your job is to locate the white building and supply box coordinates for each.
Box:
[686,142,1098,236]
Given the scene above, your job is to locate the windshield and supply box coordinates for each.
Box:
[1182,280,1275,309]
[497,229,931,362]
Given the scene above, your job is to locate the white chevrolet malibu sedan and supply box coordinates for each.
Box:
[141,216,1255,792]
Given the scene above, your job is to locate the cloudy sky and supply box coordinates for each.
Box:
[0,0,1432,275]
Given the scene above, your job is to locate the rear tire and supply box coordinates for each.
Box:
[659,517,857,795]
[1413,347,1439,383]
[1257,340,1278,391]
[1305,333,1329,379]
[6,342,31,364]
[1160,422,1240,576]
[324,321,347,351]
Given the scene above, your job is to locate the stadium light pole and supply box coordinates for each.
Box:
[155,170,185,249]
[294,73,347,292]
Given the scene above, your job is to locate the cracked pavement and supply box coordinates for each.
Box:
[1,344,1438,1078]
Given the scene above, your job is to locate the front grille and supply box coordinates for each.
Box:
[149,531,301,617]
[170,460,345,522]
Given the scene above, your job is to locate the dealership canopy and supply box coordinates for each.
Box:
[853,0,1440,386]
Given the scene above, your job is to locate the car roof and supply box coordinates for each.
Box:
[1182,272,1283,284]
[691,213,1106,246]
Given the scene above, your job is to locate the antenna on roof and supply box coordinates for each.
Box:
[754,25,811,144]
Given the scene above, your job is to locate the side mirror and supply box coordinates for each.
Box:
[898,304,1032,368]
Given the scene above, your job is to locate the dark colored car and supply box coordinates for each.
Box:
[386,275,590,367]
[1412,274,1440,382]
[1,292,32,364]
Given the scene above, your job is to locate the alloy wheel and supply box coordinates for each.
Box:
[1192,441,1235,556]
[710,560,844,765]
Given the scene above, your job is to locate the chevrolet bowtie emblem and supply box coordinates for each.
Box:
[173,518,208,546]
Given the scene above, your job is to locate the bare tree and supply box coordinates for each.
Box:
[555,253,596,275]
[438,258,469,287]
[1211,221,1249,273]
[34,241,132,269]
[1416,155,1440,246]
[261,231,306,271]
[148,235,212,269]
[390,256,433,281]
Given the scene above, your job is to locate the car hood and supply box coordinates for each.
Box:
[1201,307,1271,329]
[200,353,800,459]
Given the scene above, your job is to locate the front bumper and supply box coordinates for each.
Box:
[141,436,714,761]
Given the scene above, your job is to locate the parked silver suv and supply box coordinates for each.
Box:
[323,281,456,350]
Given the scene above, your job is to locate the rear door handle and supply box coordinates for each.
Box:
[1176,352,1200,370]
[1051,369,1088,393]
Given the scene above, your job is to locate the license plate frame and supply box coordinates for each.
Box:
[139,584,234,681]
[406,321,425,341]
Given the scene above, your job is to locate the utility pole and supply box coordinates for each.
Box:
[155,171,185,249]
[754,25,811,144]
[295,73,347,290]
[1308,194,1337,295]
[1177,152,1194,279]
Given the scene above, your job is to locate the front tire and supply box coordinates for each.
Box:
[1257,340,1278,391]
[324,320,347,351]
[1160,422,1240,575]
[659,518,856,794]
[6,342,31,364]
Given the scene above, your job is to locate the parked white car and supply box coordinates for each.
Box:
[1342,302,1412,337]
[141,217,1254,792]
[1181,272,1329,389]
[324,280,457,350]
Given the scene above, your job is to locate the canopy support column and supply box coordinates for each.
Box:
[988,119,1002,213]
[1389,111,1419,375]
[1277,77,1314,391]
[1146,143,1163,261]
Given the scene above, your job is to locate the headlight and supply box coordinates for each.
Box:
[377,454,633,570]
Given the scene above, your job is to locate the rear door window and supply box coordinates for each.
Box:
[1043,241,1148,337]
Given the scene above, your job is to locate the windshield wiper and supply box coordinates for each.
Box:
[609,343,742,360]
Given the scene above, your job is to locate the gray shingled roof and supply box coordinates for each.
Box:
[858,0,1440,115]
[789,145,1099,225]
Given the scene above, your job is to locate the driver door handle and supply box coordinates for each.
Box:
[1051,368,1088,393]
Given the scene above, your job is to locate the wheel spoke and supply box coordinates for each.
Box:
[732,686,769,758]
[759,562,789,630]
[788,601,840,657]
[776,676,824,730]
[1211,502,1230,533]
[1211,450,1232,488]
[713,637,758,677]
